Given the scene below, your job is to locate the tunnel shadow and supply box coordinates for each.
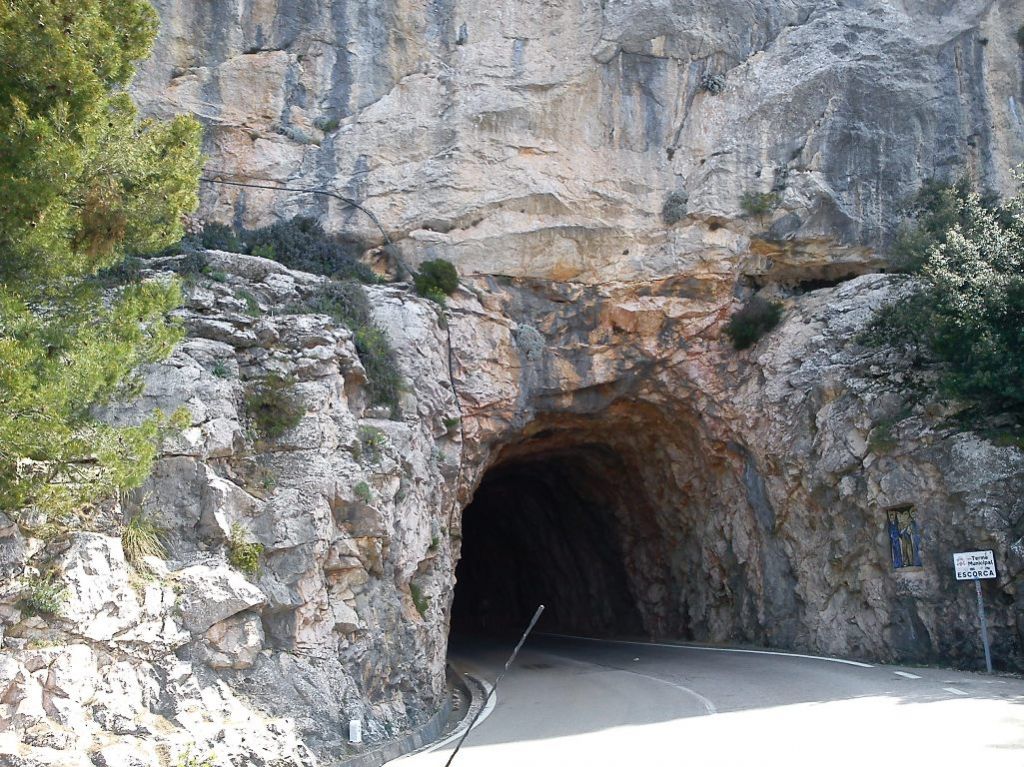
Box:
[449,446,649,640]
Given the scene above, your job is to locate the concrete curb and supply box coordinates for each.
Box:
[339,666,470,767]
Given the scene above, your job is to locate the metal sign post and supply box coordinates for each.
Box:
[954,550,997,673]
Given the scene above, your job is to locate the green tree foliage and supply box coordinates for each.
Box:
[0,1,203,516]
[866,178,1024,420]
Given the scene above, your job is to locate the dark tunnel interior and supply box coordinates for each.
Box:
[450,448,647,639]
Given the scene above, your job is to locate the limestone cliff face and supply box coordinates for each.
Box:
[1,254,462,765]
[134,0,1024,284]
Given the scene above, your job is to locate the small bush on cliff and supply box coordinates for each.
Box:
[662,191,689,225]
[287,282,403,416]
[740,191,780,221]
[409,582,430,617]
[245,216,377,283]
[227,523,263,577]
[19,574,67,617]
[355,326,403,415]
[200,222,243,253]
[353,481,373,503]
[173,747,216,767]
[297,280,372,329]
[724,296,783,350]
[864,177,1024,422]
[700,73,725,95]
[414,259,459,304]
[244,374,304,439]
[121,513,166,566]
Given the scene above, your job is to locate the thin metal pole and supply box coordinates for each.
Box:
[444,605,545,767]
[975,578,993,673]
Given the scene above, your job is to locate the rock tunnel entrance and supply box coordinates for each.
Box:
[447,403,800,649]
[449,413,683,640]
[450,448,646,637]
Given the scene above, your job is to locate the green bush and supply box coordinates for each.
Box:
[174,747,216,767]
[724,296,783,350]
[287,282,402,416]
[354,481,372,503]
[740,191,780,220]
[868,421,898,455]
[20,574,67,617]
[201,222,243,253]
[235,289,261,317]
[244,374,304,439]
[700,73,725,95]
[297,280,372,329]
[865,178,1024,421]
[170,252,208,276]
[228,523,263,577]
[409,582,430,617]
[358,426,387,463]
[355,326,402,416]
[92,256,144,287]
[414,259,459,304]
[122,514,166,566]
[662,191,688,225]
[251,243,276,260]
[211,359,231,379]
[314,116,341,133]
[244,216,376,282]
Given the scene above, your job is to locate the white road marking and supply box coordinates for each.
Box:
[391,676,496,760]
[893,671,922,679]
[943,687,969,696]
[542,633,875,669]
[541,648,718,715]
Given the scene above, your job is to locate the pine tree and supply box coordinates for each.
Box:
[0,0,202,517]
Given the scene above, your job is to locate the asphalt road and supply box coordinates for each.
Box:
[393,633,1024,766]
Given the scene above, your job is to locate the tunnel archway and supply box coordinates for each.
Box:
[450,411,681,640]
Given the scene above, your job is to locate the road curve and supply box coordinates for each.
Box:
[393,634,1024,766]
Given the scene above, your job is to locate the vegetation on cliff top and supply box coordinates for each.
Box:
[865,176,1024,423]
[0,0,202,516]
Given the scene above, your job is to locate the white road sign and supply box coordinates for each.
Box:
[953,550,996,581]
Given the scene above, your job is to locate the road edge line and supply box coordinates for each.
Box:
[540,633,875,669]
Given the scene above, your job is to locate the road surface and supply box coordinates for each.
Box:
[392,634,1024,766]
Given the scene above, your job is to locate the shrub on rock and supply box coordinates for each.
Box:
[724,296,783,350]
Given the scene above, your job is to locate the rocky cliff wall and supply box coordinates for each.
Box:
[4,254,1023,767]
[134,0,1024,284]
